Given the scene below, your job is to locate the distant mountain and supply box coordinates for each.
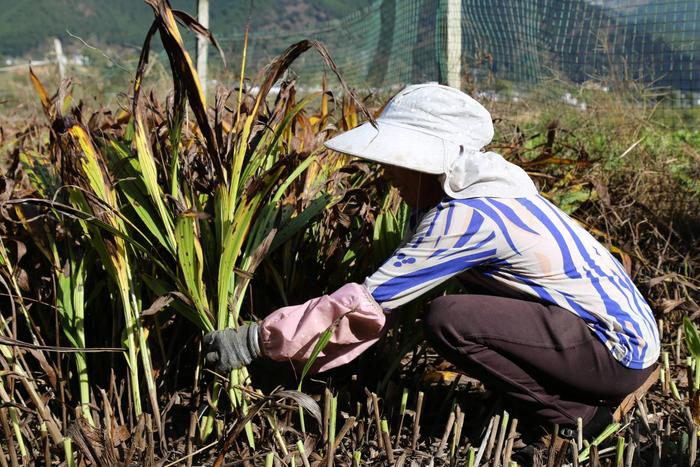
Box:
[2,0,695,94]
[0,0,371,57]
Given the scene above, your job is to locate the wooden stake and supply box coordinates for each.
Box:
[196,0,209,97]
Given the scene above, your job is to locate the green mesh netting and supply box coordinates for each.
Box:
[217,0,699,104]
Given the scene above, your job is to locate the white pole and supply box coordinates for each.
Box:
[197,0,210,97]
[53,38,67,80]
[446,0,461,89]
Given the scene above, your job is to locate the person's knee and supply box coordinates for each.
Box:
[423,296,455,345]
[424,296,484,363]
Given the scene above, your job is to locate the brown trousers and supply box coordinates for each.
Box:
[423,294,655,426]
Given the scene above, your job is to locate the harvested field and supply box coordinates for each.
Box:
[0,1,699,466]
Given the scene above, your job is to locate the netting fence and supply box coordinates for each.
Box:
[216,0,700,105]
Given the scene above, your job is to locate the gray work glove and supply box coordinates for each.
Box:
[203,323,263,372]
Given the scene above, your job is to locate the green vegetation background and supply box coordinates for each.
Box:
[0,0,372,58]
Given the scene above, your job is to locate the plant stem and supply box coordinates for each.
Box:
[267,414,289,456]
[8,406,26,460]
[411,391,424,451]
[616,436,625,467]
[395,388,408,449]
[467,447,475,467]
[381,419,394,464]
[370,391,384,450]
[64,436,75,467]
[493,411,509,467]
[437,406,456,457]
[502,418,518,466]
[296,440,311,467]
[327,395,337,467]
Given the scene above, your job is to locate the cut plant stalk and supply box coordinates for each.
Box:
[394,387,409,449]
[493,411,509,467]
[266,414,289,456]
[64,437,75,467]
[411,391,424,450]
[437,403,456,457]
[296,440,311,467]
[327,395,337,467]
[578,423,621,462]
[370,391,384,450]
[9,405,27,461]
[0,407,18,467]
[467,447,475,467]
[381,419,395,464]
[485,414,500,461]
[502,418,518,465]
[473,416,495,467]
[323,388,332,445]
[332,416,356,452]
[450,406,465,462]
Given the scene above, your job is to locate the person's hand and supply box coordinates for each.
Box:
[203,323,263,372]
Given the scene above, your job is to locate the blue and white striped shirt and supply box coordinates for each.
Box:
[363,195,660,369]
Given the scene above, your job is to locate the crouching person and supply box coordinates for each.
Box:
[204,83,660,455]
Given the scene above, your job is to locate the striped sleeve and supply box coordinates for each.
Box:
[363,200,499,310]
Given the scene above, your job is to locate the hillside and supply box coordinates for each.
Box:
[0,0,371,57]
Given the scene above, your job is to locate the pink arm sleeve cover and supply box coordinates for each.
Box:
[259,282,386,373]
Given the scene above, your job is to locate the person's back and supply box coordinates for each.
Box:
[365,194,658,369]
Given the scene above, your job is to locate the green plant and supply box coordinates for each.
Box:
[3,0,375,458]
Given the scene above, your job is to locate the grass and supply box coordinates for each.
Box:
[0,1,699,465]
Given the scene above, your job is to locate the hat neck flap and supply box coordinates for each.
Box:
[441,149,538,199]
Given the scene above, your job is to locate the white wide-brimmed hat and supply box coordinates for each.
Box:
[324,83,537,199]
[325,83,492,174]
